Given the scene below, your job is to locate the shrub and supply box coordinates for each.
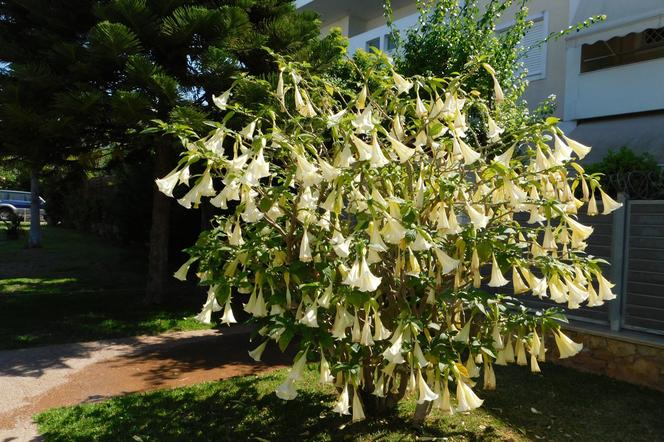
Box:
[585,147,664,199]
[154,49,621,424]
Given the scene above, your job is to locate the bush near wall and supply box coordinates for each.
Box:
[585,147,664,199]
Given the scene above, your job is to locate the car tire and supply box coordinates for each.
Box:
[0,208,15,222]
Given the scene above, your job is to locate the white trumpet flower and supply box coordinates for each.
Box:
[325,109,346,130]
[393,71,413,94]
[413,341,429,368]
[319,353,334,384]
[456,379,484,412]
[220,298,237,325]
[373,311,391,340]
[178,168,216,209]
[195,288,221,324]
[453,137,481,165]
[553,134,573,163]
[453,320,472,343]
[352,387,366,422]
[351,135,373,161]
[512,266,529,294]
[600,190,622,214]
[299,229,313,262]
[275,378,298,400]
[356,253,382,292]
[318,158,341,182]
[300,302,319,328]
[387,134,416,163]
[372,374,386,397]
[352,106,374,133]
[415,91,428,117]
[212,88,231,110]
[417,370,439,404]
[239,120,256,140]
[360,315,374,346]
[487,116,504,142]
[483,363,496,390]
[434,248,459,274]
[436,379,454,414]
[466,204,490,230]
[596,272,617,301]
[563,135,592,159]
[488,255,509,287]
[295,155,323,187]
[332,384,350,415]
[156,166,185,197]
[382,329,405,363]
[381,216,407,244]
[248,341,268,362]
[356,84,367,110]
[554,330,583,358]
[370,136,390,168]
[173,257,196,281]
[493,145,514,167]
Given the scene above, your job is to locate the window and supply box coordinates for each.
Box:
[519,16,546,79]
[384,34,397,52]
[497,14,547,80]
[581,26,664,73]
[365,37,380,52]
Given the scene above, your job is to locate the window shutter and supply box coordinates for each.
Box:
[520,18,546,78]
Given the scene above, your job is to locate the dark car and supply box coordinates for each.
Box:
[0,190,46,221]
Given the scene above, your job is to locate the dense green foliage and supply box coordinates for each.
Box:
[392,0,603,130]
[585,146,664,198]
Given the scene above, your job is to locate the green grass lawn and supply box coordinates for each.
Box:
[36,363,664,442]
[0,225,211,349]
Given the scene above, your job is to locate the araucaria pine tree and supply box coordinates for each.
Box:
[157,52,622,423]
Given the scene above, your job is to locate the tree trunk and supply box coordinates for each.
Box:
[144,146,172,304]
[412,401,433,427]
[28,166,42,248]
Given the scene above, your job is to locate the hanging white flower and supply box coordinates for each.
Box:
[212,88,232,110]
[156,166,185,197]
[393,71,413,94]
[563,135,592,159]
[332,384,350,415]
[248,341,268,362]
[487,116,504,142]
[220,299,237,325]
[299,229,313,262]
[554,330,583,358]
[600,190,622,214]
[387,134,416,163]
[295,154,323,187]
[352,106,374,133]
[455,379,484,412]
[417,370,439,404]
[195,287,222,324]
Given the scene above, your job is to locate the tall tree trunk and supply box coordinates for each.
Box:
[28,166,42,248]
[145,147,171,304]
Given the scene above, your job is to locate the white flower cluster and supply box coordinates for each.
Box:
[158,59,619,421]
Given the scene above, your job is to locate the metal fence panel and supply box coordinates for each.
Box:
[623,200,664,335]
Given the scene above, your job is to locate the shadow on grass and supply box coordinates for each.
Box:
[482,364,664,442]
[0,290,211,351]
[35,368,484,442]
[35,363,664,442]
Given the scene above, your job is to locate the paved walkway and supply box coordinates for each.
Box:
[0,326,287,441]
